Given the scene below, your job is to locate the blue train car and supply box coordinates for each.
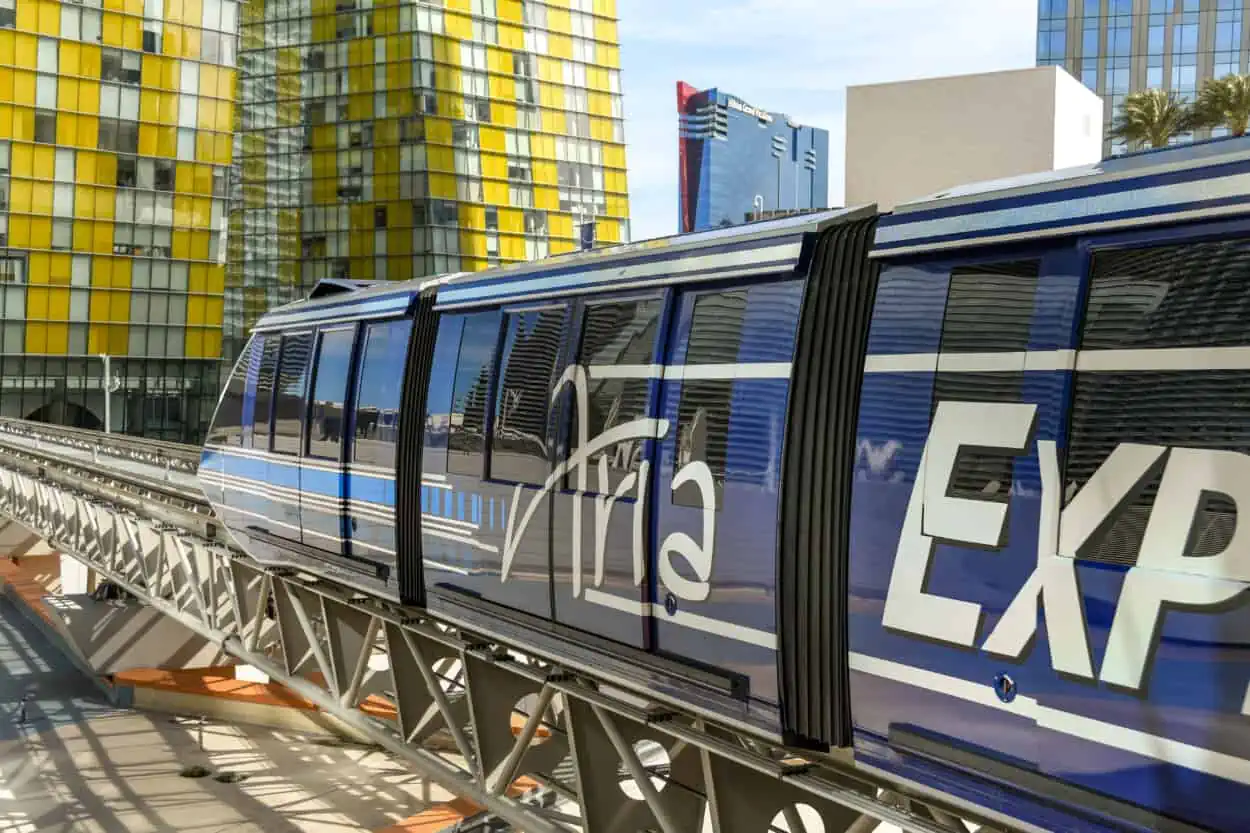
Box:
[851,137,1250,832]
[199,208,879,745]
[199,135,1250,832]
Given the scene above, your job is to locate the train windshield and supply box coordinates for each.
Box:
[205,334,257,447]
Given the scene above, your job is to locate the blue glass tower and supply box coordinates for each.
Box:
[677,82,830,234]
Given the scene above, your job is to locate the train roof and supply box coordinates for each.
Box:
[252,207,873,331]
[873,134,1250,258]
[432,206,874,309]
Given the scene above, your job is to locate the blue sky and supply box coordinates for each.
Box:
[618,0,1040,241]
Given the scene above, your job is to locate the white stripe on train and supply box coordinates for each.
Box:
[850,651,1250,787]
[864,346,1250,374]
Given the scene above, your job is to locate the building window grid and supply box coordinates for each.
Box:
[0,0,241,440]
[1058,0,1250,155]
[238,0,629,296]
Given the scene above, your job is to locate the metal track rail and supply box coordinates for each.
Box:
[0,421,1034,833]
[0,417,201,475]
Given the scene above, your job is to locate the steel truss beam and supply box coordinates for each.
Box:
[0,432,1037,833]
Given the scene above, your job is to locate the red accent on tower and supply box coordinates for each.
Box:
[677,81,698,234]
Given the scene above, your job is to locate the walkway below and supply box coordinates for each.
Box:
[0,592,457,833]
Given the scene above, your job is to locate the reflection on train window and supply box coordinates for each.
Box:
[568,297,661,493]
[250,335,280,451]
[491,306,568,485]
[447,311,502,476]
[931,260,1040,502]
[272,332,313,456]
[674,290,748,507]
[1067,240,1250,566]
[307,327,355,461]
[353,318,413,470]
[939,260,1039,353]
[207,335,254,447]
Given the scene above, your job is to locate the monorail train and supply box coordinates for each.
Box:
[199,136,1250,832]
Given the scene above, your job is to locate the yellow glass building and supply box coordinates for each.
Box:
[230,0,631,354]
[0,0,235,439]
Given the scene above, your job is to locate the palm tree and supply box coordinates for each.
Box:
[1110,89,1196,149]
[1192,74,1250,137]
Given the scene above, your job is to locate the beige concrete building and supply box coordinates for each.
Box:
[845,66,1104,211]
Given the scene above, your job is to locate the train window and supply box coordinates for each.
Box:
[249,335,280,450]
[931,260,1040,502]
[447,311,503,476]
[938,261,1039,353]
[272,332,313,455]
[567,297,662,493]
[674,290,748,507]
[353,318,413,469]
[1066,239,1250,565]
[206,336,254,446]
[306,327,355,461]
[423,317,464,456]
[490,306,568,485]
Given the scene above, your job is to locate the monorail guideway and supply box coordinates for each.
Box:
[0,416,1009,833]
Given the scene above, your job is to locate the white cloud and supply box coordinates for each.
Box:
[620,0,1039,241]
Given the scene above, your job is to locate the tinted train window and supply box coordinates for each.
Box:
[272,332,313,455]
[491,306,568,485]
[931,260,1039,502]
[1066,239,1250,565]
[307,327,355,461]
[675,290,747,506]
[568,297,661,493]
[354,318,413,469]
[447,311,503,476]
[939,261,1038,352]
[207,336,254,446]
[250,335,280,450]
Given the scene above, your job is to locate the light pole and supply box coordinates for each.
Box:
[752,194,764,221]
[99,354,121,434]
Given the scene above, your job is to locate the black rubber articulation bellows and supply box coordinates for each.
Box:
[396,289,440,606]
[778,215,881,750]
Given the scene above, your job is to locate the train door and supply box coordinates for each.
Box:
[345,317,413,584]
[269,331,313,547]
[300,325,356,557]
[551,293,665,649]
[649,280,805,704]
[478,304,569,619]
[1039,234,1250,822]
[849,254,1072,780]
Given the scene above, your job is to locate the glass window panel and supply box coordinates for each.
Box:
[1068,238,1250,566]
[567,298,661,493]
[447,311,502,475]
[674,291,746,506]
[307,326,354,459]
[207,337,254,446]
[491,307,567,485]
[251,335,280,449]
[273,331,313,455]
[353,318,412,469]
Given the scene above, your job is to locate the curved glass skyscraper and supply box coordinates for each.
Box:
[677,81,828,234]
